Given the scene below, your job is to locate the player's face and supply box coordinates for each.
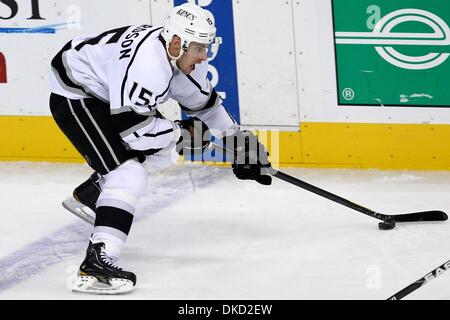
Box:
[177,42,208,74]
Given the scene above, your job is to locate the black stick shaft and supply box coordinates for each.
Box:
[387,260,450,300]
[210,142,445,222]
[271,170,387,221]
[211,141,386,221]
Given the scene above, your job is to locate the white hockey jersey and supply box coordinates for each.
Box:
[49,24,236,150]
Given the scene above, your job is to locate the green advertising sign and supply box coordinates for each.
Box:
[332,0,450,107]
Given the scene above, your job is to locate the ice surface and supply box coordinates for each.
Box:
[1,161,450,300]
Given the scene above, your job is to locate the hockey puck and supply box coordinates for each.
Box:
[378,221,395,230]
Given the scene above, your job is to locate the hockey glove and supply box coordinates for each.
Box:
[175,117,211,156]
[227,130,272,186]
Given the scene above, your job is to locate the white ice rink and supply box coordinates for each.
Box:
[1,161,450,300]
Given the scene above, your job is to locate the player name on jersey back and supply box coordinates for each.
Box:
[119,25,154,60]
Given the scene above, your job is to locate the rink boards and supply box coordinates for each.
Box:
[1,0,450,169]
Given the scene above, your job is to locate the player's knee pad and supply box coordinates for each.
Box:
[97,159,148,213]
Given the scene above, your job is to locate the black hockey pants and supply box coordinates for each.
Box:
[49,93,144,175]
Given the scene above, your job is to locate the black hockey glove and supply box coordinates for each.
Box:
[175,117,211,156]
[226,130,272,186]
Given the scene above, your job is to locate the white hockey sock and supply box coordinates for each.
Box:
[90,231,125,264]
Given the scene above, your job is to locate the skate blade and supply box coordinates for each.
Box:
[72,275,134,295]
[62,197,95,225]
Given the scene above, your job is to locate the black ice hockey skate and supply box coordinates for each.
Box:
[62,172,101,225]
[73,172,102,211]
[72,242,137,294]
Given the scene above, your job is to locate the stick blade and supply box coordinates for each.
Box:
[393,210,448,222]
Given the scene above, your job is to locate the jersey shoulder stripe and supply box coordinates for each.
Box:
[51,41,87,95]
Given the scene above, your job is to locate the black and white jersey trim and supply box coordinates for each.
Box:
[141,148,163,156]
[51,41,87,96]
[186,74,209,96]
[179,89,220,115]
[143,128,174,138]
[120,26,163,106]
[154,75,173,105]
[111,105,156,116]
[51,41,109,103]
[114,114,155,139]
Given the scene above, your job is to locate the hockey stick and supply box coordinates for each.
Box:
[64,142,448,229]
[269,169,447,227]
[209,142,447,229]
[387,259,450,300]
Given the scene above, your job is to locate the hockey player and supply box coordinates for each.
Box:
[49,3,271,294]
